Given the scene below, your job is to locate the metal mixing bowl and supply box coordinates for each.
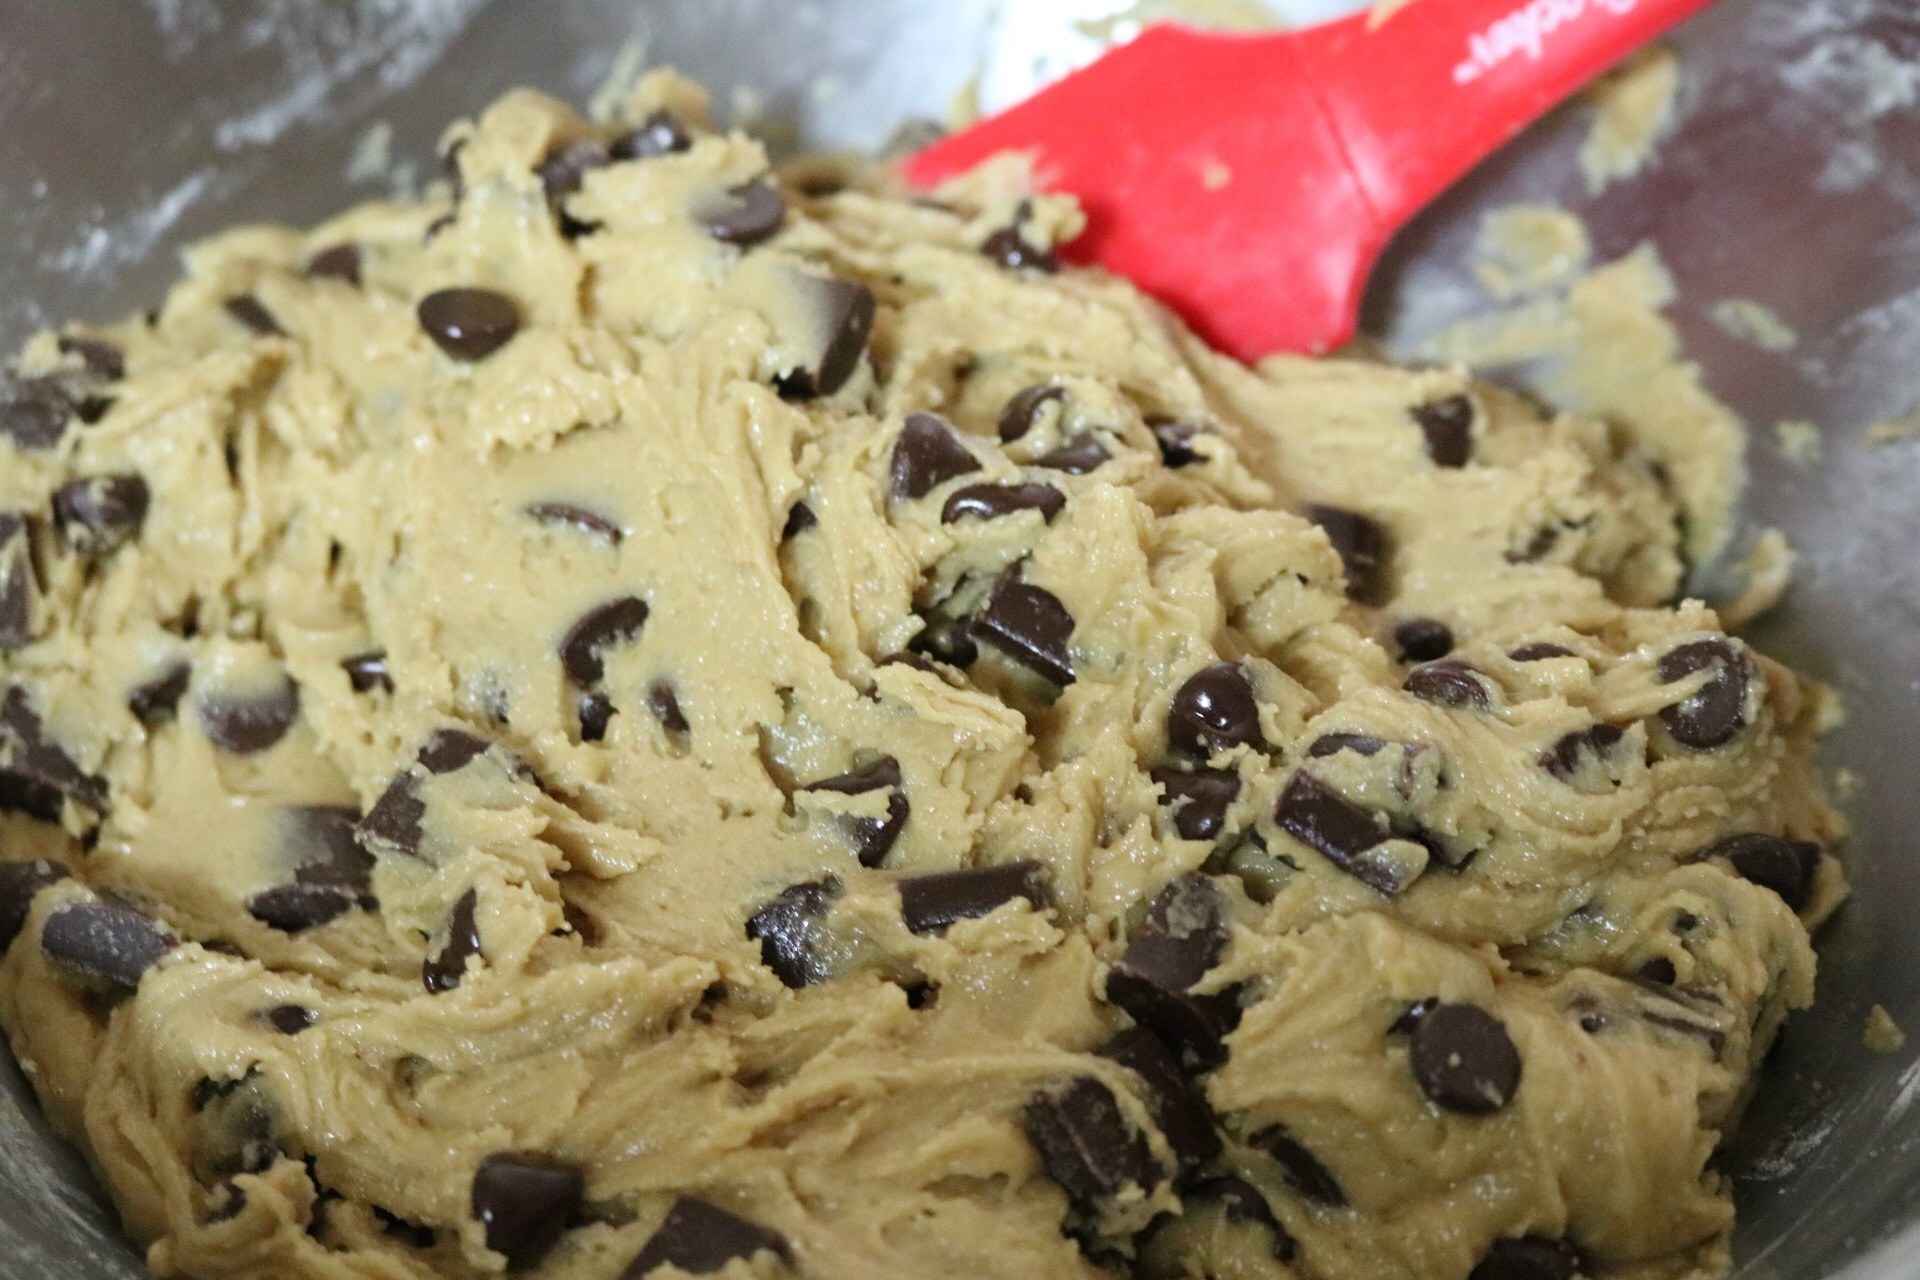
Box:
[1,1,1916,1276]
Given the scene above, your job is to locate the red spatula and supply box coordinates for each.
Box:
[904,0,1713,360]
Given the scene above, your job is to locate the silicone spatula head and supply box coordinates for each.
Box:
[904,0,1716,361]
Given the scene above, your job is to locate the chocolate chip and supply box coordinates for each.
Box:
[907,619,977,668]
[1404,659,1491,711]
[537,138,611,199]
[1,377,76,449]
[890,412,981,501]
[560,596,650,687]
[578,691,615,742]
[1507,526,1561,564]
[1414,395,1474,467]
[1657,638,1752,749]
[1508,642,1575,662]
[981,225,1057,272]
[970,570,1075,686]
[1022,1077,1158,1208]
[1541,723,1624,779]
[1470,1236,1583,1280]
[305,244,362,286]
[58,335,125,381]
[1148,766,1238,841]
[358,773,424,858]
[898,861,1046,935]
[1167,663,1262,758]
[53,473,149,554]
[341,651,392,694]
[417,288,520,361]
[264,1004,317,1035]
[197,673,300,754]
[247,884,361,932]
[1306,732,1391,759]
[780,501,816,539]
[610,110,692,160]
[1100,1026,1220,1170]
[1250,1125,1345,1206]
[471,1151,584,1271]
[419,728,489,774]
[1390,997,1439,1035]
[1185,1175,1296,1261]
[423,888,482,993]
[698,180,786,247]
[75,394,114,425]
[1307,506,1389,605]
[1148,418,1204,468]
[941,482,1066,525]
[1105,875,1233,1067]
[804,757,908,868]
[0,513,38,649]
[0,860,67,950]
[1275,771,1417,896]
[648,682,689,736]
[626,1196,790,1278]
[1704,833,1821,912]
[746,877,840,989]
[1,686,108,813]
[998,384,1064,443]
[1408,1002,1522,1114]
[40,901,173,991]
[1394,619,1454,663]
[1035,433,1110,475]
[1637,956,1677,986]
[224,295,284,337]
[526,501,622,545]
[773,277,874,400]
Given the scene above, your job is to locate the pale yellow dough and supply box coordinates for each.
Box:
[0,74,1844,1280]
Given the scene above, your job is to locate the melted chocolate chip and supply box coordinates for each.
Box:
[1394,618,1454,663]
[804,757,909,868]
[698,180,786,247]
[941,482,1066,525]
[526,501,623,545]
[1,377,76,450]
[1541,723,1624,779]
[610,110,693,160]
[471,1151,584,1271]
[417,288,520,361]
[58,335,125,381]
[265,1004,317,1035]
[1657,638,1752,749]
[224,295,284,337]
[423,888,482,993]
[247,884,361,932]
[197,673,300,754]
[1149,418,1204,468]
[419,728,489,774]
[1704,833,1822,912]
[537,138,611,199]
[998,384,1064,443]
[1167,663,1263,758]
[53,473,149,554]
[908,618,978,668]
[1021,1077,1158,1208]
[1509,642,1575,662]
[648,682,690,736]
[1149,765,1238,841]
[578,691,615,742]
[1100,1026,1220,1170]
[1409,1002,1522,1114]
[40,901,173,991]
[1414,395,1475,467]
[970,571,1075,686]
[1275,771,1417,896]
[781,501,816,539]
[305,244,362,286]
[774,277,874,400]
[1307,505,1390,605]
[1404,659,1492,711]
[898,861,1046,935]
[560,596,650,687]
[981,225,1057,272]
[0,860,68,950]
[1,686,107,812]
[341,651,392,694]
[1105,875,1234,1067]
[890,412,981,501]
[747,878,840,989]
[1306,732,1391,759]
[625,1196,790,1278]
[1250,1125,1346,1206]
[0,513,38,649]
[1470,1236,1583,1280]
[1035,433,1111,475]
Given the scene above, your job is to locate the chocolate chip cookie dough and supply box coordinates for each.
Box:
[0,71,1844,1280]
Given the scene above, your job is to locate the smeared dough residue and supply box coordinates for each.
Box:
[1719,529,1794,629]
[1713,298,1800,353]
[1581,46,1681,194]
[1866,1005,1908,1055]
[1474,206,1592,300]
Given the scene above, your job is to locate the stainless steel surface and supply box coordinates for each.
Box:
[1,2,1916,1277]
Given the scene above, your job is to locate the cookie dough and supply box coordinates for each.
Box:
[0,72,1844,1280]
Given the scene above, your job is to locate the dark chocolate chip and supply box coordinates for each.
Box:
[648,682,689,736]
[1470,1236,1583,1280]
[537,138,611,199]
[1408,1002,1522,1114]
[1035,433,1110,475]
[804,757,908,868]
[1275,771,1420,896]
[471,1151,584,1271]
[970,570,1075,686]
[746,877,840,989]
[197,673,300,754]
[610,110,692,161]
[578,691,615,742]
[1188,1175,1296,1261]
[899,861,1046,935]
[75,393,114,424]
[341,651,393,694]
[0,513,37,650]
[305,244,361,286]
[998,384,1064,443]
[264,1004,317,1035]
[1100,1026,1220,1170]
[58,335,124,381]
[1148,418,1204,468]
[1105,875,1233,1067]
[40,901,173,990]
[890,412,981,501]
[289,804,374,892]
[358,772,423,858]
[1148,766,1238,841]
[1021,1077,1158,1208]
[419,728,489,774]
[224,295,284,337]
[1508,642,1575,662]
[1168,663,1263,758]
[526,501,623,545]
[1506,526,1561,565]
[908,618,977,668]
[247,884,360,932]
[1404,659,1491,711]
[1390,997,1439,1035]
[1,686,108,812]
[1657,639,1752,750]
[423,888,482,993]
[625,1196,790,1278]
[53,473,149,554]
[1,377,76,450]
[1414,395,1474,467]
[1394,619,1454,664]
[1307,506,1390,606]
[417,288,520,361]
[1541,723,1624,779]
[698,180,786,247]
[1305,732,1392,759]
[941,482,1065,525]
[1637,956,1677,986]
[1250,1125,1346,1206]
[560,596,650,687]
[781,501,816,539]
[1704,833,1821,912]
[981,225,1057,272]
[0,860,68,950]
[773,277,874,400]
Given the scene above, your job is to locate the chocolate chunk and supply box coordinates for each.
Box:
[1414,395,1475,467]
[471,1151,584,1271]
[40,901,174,991]
[0,860,68,950]
[419,728,489,774]
[1149,766,1238,841]
[610,110,692,160]
[648,682,690,736]
[1168,663,1263,758]
[899,861,1047,935]
[358,772,423,857]
[1394,618,1454,663]
[341,651,392,694]
[1390,997,1439,1035]
[1307,505,1390,606]
[1657,638,1752,749]
[53,473,149,554]
[224,295,284,337]
[537,138,611,199]
[304,244,362,285]
[1,377,76,449]
[1035,433,1111,475]
[0,513,38,649]
[288,805,375,891]
[247,884,360,932]
[1306,732,1391,759]
[1105,875,1233,1066]
[1704,833,1821,912]
[58,335,125,381]
[1404,659,1491,711]
[1541,723,1624,779]
[890,412,981,501]
[1148,418,1204,468]
[908,618,978,668]
[773,277,874,400]
[1023,1076,1157,1210]
[560,596,650,687]
[578,691,615,742]
[1275,771,1420,895]
[781,501,816,539]
[197,673,300,754]
[970,571,1075,686]
[423,888,482,993]
[941,482,1066,525]
[981,225,1057,272]
[1250,1125,1345,1206]
[1470,1236,1583,1280]
[526,501,623,545]
[804,757,909,868]
[1100,1026,1220,1170]
[698,180,786,247]
[998,384,1064,443]
[747,878,840,989]
[1,686,108,812]
[1508,642,1575,662]
[1408,1002,1522,1114]
[417,288,520,361]
[625,1196,790,1278]
[264,1004,317,1035]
